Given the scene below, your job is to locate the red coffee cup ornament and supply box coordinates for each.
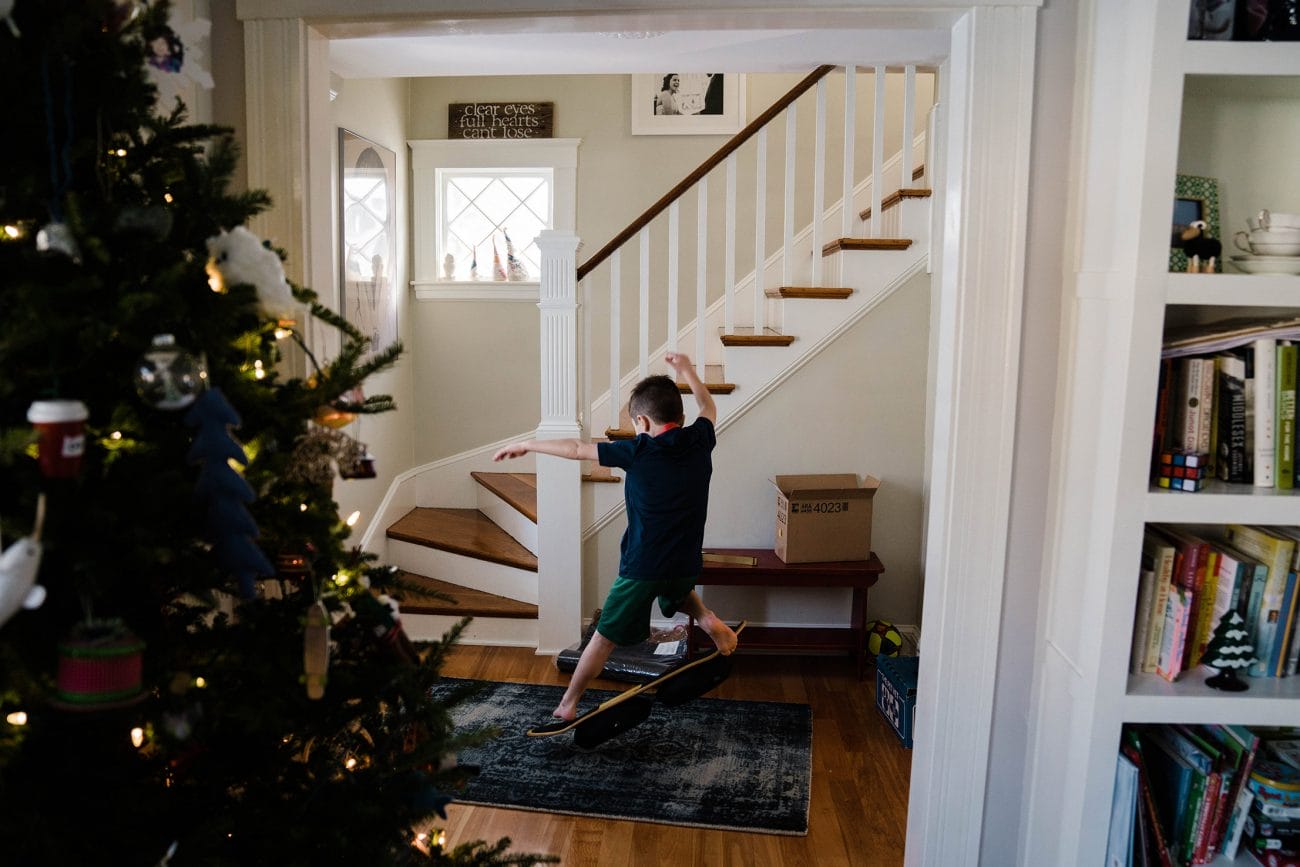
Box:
[27,399,89,478]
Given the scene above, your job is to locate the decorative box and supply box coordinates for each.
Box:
[875,653,919,748]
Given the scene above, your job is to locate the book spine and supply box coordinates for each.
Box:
[1286,585,1300,676]
[1271,571,1297,676]
[1157,587,1191,682]
[1190,551,1220,668]
[1253,338,1277,487]
[1146,563,1174,673]
[1216,355,1248,483]
[1197,356,1214,457]
[1278,343,1296,489]
[1133,566,1157,675]
[1178,357,1204,452]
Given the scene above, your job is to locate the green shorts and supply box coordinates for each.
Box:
[595,574,698,647]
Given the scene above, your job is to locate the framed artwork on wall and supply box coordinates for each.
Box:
[1170,174,1220,273]
[630,73,747,136]
[338,129,398,355]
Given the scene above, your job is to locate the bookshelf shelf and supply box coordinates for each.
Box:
[1125,669,1300,725]
[1182,40,1300,76]
[1146,484,1300,523]
[1166,273,1300,307]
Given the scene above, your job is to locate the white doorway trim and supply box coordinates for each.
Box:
[238,5,1040,863]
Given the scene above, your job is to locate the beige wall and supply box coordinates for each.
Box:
[328,78,417,540]
[405,71,933,464]
[1179,75,1300,252]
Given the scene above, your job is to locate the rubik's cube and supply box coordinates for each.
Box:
[1155,450,1210,491]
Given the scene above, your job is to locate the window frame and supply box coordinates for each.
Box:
[411,138,580,301]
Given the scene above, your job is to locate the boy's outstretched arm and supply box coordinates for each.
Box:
[665,352,716,423]
[493,438,599,462]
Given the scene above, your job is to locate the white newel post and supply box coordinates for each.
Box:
[535,230,583,654]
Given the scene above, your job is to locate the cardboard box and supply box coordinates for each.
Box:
[772,473,880,563]
[875,653,918,748]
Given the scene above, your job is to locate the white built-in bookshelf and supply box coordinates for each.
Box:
[1026,5,1300,865]
[1118,31,1300,867]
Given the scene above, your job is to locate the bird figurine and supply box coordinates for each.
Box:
[0,495,47,630]
[1181,220,1222,274]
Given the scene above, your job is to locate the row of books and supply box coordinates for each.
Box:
[1157,317,1300,489]
[1131,524,1300,681]
[1107,723,1300,867]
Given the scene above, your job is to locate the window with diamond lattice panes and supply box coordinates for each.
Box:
[440,170,550,282]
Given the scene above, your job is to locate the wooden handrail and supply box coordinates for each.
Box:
[576,65,837,281]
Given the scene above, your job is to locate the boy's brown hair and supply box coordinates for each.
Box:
[628,375,684,425]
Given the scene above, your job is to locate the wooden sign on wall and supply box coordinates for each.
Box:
[448,102,554,140]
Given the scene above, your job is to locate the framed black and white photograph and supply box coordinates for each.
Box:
[338,129,398,354]
[630,73,746,136]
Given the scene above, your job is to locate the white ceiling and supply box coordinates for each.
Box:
[323,11,955,78]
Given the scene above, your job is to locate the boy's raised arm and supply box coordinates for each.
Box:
[665,352,716,423]
[493,437,599,462]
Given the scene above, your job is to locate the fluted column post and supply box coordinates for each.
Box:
[534,230,582,653]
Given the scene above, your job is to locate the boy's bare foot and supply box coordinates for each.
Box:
[553,700,578,722]
[698,612,738,655]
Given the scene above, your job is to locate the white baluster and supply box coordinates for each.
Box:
[841,65,856,239]
[783,102,797,288]
[639,228,649,381]
[812,78,827,288]
[902,64,916,190]
[668,200,679,353]
[696,176,707,378]
[871,65,885,239]
[754,126,767,330]
[609,249,621,432]
[581,275,591,438]
[724,154,737,334]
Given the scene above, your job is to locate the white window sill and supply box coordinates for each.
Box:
[412,280,540,302]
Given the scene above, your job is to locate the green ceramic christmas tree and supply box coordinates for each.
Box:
[0,2,547,864]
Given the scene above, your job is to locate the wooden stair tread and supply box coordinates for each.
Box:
[678,381,735,395]
[605,427,635,440]
[765,286,853,300]
[393,571,537,619]
[471,471,537,522]
[387,507,537,571]
[821,237,913,256]
[860,187,933,220]
[720,328,795,347]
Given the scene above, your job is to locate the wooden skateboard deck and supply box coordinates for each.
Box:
[527,620,746,744]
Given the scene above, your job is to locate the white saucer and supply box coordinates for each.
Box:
[1230,254,1300,275]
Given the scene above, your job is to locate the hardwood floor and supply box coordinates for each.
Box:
[437,646,911,866]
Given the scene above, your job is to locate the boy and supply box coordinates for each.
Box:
[492,352,738,722]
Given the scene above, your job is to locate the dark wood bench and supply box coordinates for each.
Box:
[690,547,885,679]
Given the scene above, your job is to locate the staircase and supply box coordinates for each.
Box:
[372,65,937,651]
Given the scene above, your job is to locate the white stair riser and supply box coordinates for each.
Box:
[387,538,538,605]
[476,486,539,556]
[400,612,539,647]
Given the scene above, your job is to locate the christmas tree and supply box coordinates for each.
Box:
[0,3,547,864]
[1203,609,1254,692]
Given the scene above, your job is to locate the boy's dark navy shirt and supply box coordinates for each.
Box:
[596,416,715,581]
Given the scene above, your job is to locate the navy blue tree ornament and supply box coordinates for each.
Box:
[184,388,273,597]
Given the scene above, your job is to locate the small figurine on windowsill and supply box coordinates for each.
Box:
[1181,220,1222,274]
[443,253,455,281]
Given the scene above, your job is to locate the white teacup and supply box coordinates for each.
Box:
[1235,229,1300,255]
[1259,209,1300,230]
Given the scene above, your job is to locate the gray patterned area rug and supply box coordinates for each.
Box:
[431,678,812,835]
